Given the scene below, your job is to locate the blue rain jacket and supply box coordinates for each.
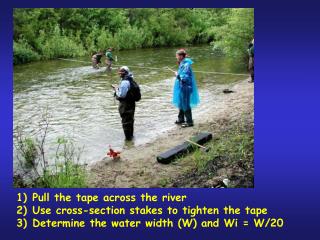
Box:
[172,58,200,111]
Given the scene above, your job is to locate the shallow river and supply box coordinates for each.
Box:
[14,45,247,166]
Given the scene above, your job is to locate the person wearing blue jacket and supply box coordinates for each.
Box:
[172,49,200,128]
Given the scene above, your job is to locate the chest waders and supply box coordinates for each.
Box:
[118,100,135,141]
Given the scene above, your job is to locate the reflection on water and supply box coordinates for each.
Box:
[14,45,247,165]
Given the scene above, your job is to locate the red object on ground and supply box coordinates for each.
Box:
[107,145,121,159]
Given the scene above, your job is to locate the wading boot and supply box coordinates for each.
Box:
[181,122,194,128]
[175,109,185,125]
[124,130,133,141]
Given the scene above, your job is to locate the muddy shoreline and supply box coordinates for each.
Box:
[87,79,254,188]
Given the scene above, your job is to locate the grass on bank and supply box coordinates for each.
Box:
[192,123,253,173]
[14,135,87,188]
[158,120,254,188]
[34,161,86,188]
[14,116,87,188]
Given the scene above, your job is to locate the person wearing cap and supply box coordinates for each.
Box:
[91,51,103,69]
[105,48,114,71]
[248,39,254,82]
[112,66,135,141]
[172,49,200,127]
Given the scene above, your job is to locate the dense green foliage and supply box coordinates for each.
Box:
[13,8,254,64]
[211,9,255,58]
[13,40,40,64]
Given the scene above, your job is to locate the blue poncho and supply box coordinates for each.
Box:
[172,58,200,111]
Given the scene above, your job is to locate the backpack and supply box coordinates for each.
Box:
[128,80,141,102]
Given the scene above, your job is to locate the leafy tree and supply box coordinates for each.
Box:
[13,8,254,64]
[211,9,254,59]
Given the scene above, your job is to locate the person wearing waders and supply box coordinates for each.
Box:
[248,39,254,83]
[91,51,103,69]
[172,49,200,128]
[105,48,114,71]
[113,66,136,141]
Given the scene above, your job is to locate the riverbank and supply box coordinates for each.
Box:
[87,79,254,188]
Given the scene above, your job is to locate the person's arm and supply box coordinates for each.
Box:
[115,80,130,99]
[178,63,192,85]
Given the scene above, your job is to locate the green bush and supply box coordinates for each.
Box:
[114,26,145,50]
[211,8,254,59]
[13,40,40,64]
[84,26,100,54]
[22,138,38,169]
[13,8,254,64]
[14,120,87,188]
[150,13,190,47]
[36,160,86,188]
[38,25,85,59]
[96,29,118,51]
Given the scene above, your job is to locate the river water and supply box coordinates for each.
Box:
[14,45,247,166]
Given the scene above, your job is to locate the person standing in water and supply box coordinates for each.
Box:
[105,48,114,71]
[248,39,254,82]
[172,49,200,128]
[91,51,103,69]
[112,66,136,141]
